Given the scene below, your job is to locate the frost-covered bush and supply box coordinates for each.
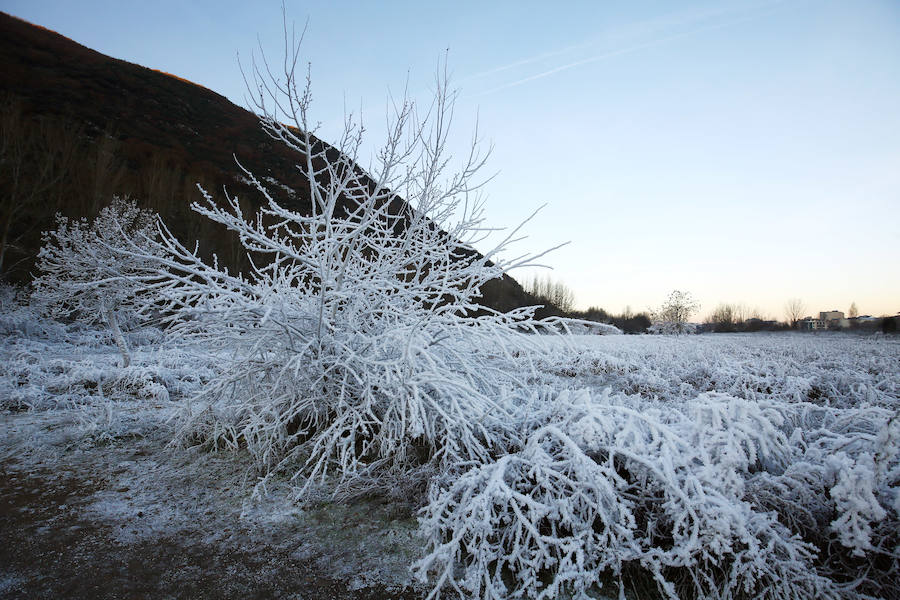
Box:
[651,290,700,335]
[410,334,897,599]
[746,403,900,596]
[416,390,849,599]
[33,197,164,366]
[122,45,557,498]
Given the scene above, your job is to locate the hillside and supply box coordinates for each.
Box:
[0,12,531,311]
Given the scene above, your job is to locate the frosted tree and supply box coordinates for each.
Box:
[652,289,699,334]
[129,24,560,497]
[33,197,162,366]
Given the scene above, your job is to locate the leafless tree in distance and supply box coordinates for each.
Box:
[785,298,806,329]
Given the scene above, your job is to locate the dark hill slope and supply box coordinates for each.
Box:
[0,12,532,311]
[0,12,305,206]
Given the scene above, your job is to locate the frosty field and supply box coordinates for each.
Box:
[1,294,897,599]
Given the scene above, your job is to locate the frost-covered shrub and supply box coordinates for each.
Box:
[416,386,900,599]
[744,402,900,597]
[123,48,557,498]
[416,389,850,599]
[418,333,897,600]
[33,197,164,367]
[827,452,888,554]
[651,290,700,335]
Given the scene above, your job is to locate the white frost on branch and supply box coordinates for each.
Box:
[33,197,163,367]
[114,42,562,501]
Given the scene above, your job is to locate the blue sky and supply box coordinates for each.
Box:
[5,0,899,319]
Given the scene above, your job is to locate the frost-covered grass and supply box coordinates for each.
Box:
[0,321,213,414]
[2,287,898,600]
[534,333,898,409]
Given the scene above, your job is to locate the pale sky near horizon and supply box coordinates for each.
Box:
[5,0,899,320]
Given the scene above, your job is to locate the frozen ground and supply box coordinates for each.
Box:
[0,308,425,599]
[1,299,898,598]
[1,405,424,599]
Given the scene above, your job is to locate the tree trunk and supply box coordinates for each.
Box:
[104,306,130,368]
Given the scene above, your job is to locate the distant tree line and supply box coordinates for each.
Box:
[848,315,898,335]
[521,275,651,333]
[517,276,900,337]
[701,298,898,334]
[523,274,576,314]
[703,303,788,333]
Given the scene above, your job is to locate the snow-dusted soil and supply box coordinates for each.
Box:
[1,303,898,599]
[0,403,424,599]
[0,309,426,599]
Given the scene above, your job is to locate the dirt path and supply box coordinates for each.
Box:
[0,402,426,600]
[0,460,423,599]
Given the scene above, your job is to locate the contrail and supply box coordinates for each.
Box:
[469,1,790,98]
[466,2,748,81]
[467,37,599,80]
